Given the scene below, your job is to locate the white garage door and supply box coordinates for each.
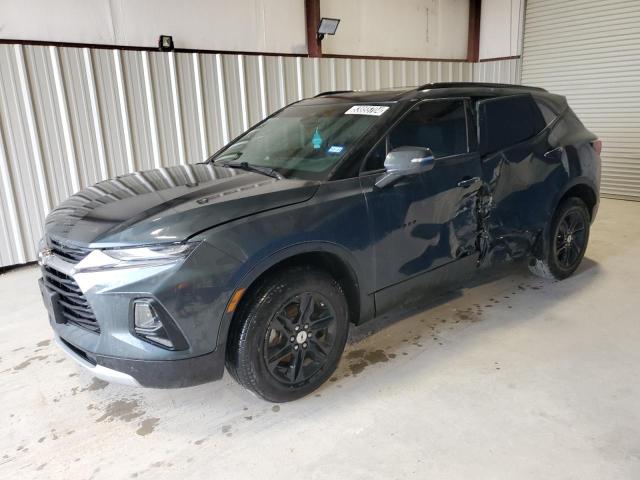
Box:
[521,0,640,199]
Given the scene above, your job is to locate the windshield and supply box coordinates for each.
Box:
[212,103,390,180]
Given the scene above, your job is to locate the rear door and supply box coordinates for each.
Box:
[359,98,483,314]
[476,94,553,260]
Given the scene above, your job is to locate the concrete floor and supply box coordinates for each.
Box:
[1,198,639,479]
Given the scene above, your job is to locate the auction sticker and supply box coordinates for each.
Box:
[344,105,389,116]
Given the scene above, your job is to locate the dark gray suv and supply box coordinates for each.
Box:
[39,83,601,402]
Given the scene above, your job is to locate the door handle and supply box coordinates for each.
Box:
[457,176,480,188]
[544,146,564,160]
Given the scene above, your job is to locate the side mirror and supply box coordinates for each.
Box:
[374,146,435,189]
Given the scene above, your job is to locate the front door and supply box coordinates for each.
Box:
[359,98,483,314]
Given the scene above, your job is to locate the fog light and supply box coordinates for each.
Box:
[134,302,161,331]
[133,301,174,349]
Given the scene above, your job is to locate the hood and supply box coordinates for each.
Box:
[45,164,319,246]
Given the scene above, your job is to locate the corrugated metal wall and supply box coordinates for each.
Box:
[521,0,640,200]
[0,43,479,268]
[473,58,522,84]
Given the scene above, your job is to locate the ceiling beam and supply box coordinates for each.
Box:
[467,0,482,62]
[305,0,322,57]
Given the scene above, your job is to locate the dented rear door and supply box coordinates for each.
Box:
[475,94,553,263]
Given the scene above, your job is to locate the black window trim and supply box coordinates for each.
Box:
[359,97,472,176]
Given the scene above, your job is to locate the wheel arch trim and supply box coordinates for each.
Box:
[534,177,598,261]
[215,241,372,352]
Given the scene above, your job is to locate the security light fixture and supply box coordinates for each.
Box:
[158,35,174,52]
[317,17,340,41]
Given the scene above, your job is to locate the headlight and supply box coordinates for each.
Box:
[75,242,199,272]
[104,243,196,262]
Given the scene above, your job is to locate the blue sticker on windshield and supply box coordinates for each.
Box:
[328,145,344,154]
[311,128,323,149]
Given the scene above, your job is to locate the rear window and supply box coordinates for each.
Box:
[477,95,546,154]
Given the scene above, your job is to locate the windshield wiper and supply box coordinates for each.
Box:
[210,151,241,164]
[222,161,283,180]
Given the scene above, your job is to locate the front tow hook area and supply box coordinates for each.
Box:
[54,335,141,387]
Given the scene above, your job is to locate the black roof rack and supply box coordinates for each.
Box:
[417,82,547,92]
[314,90,354,97]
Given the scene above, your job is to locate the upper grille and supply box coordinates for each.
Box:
[49,238,91,263]
[42,266,100,333]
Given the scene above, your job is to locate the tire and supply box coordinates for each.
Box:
[226,266,349,402]
[529,197,591,280]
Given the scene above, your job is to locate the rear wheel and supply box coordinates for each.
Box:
[529,197,590,280]
[226,266,349,402]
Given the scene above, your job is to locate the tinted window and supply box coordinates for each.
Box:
[365,138,389,171]
[535,97,559,126]
[364,100,467,171]
[478,95,546,154]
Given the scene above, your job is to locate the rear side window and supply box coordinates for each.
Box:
[363,99,468,171]
[534,97,559,126]
[477,95,546,155]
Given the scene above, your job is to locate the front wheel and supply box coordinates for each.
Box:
[529,197,591,280]
[226,266,349,402]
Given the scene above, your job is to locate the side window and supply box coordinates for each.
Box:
[534,96,560,126]
[363,99,468,171]
[365,138,388,172]
[477,94,546,155]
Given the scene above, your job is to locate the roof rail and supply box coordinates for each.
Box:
[417,82,547,92]
[314,90,354,97]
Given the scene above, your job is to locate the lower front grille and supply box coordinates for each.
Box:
[42,266,100,333]
[59,337,97,365]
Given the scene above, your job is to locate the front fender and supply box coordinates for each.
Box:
[212,241,372,354]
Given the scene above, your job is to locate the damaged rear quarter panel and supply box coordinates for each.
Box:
[477,106,598,266]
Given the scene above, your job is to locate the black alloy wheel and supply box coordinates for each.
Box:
[554,209,587,270]
[529,197,591,280]
[263,292,338,385]
[226,266,348,402]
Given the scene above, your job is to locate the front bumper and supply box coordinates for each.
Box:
[55,334,140,386]
[55,334,225,388]
[38,240,241,388]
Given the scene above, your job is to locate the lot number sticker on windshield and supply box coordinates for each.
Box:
[345,105,389,116]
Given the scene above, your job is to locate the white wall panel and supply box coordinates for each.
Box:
[0,44,474,268]
[473,58,522,84]
[321,0,470,59]
[479,0,525,60]
[522,0,640,199]
[0,0,307,55]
